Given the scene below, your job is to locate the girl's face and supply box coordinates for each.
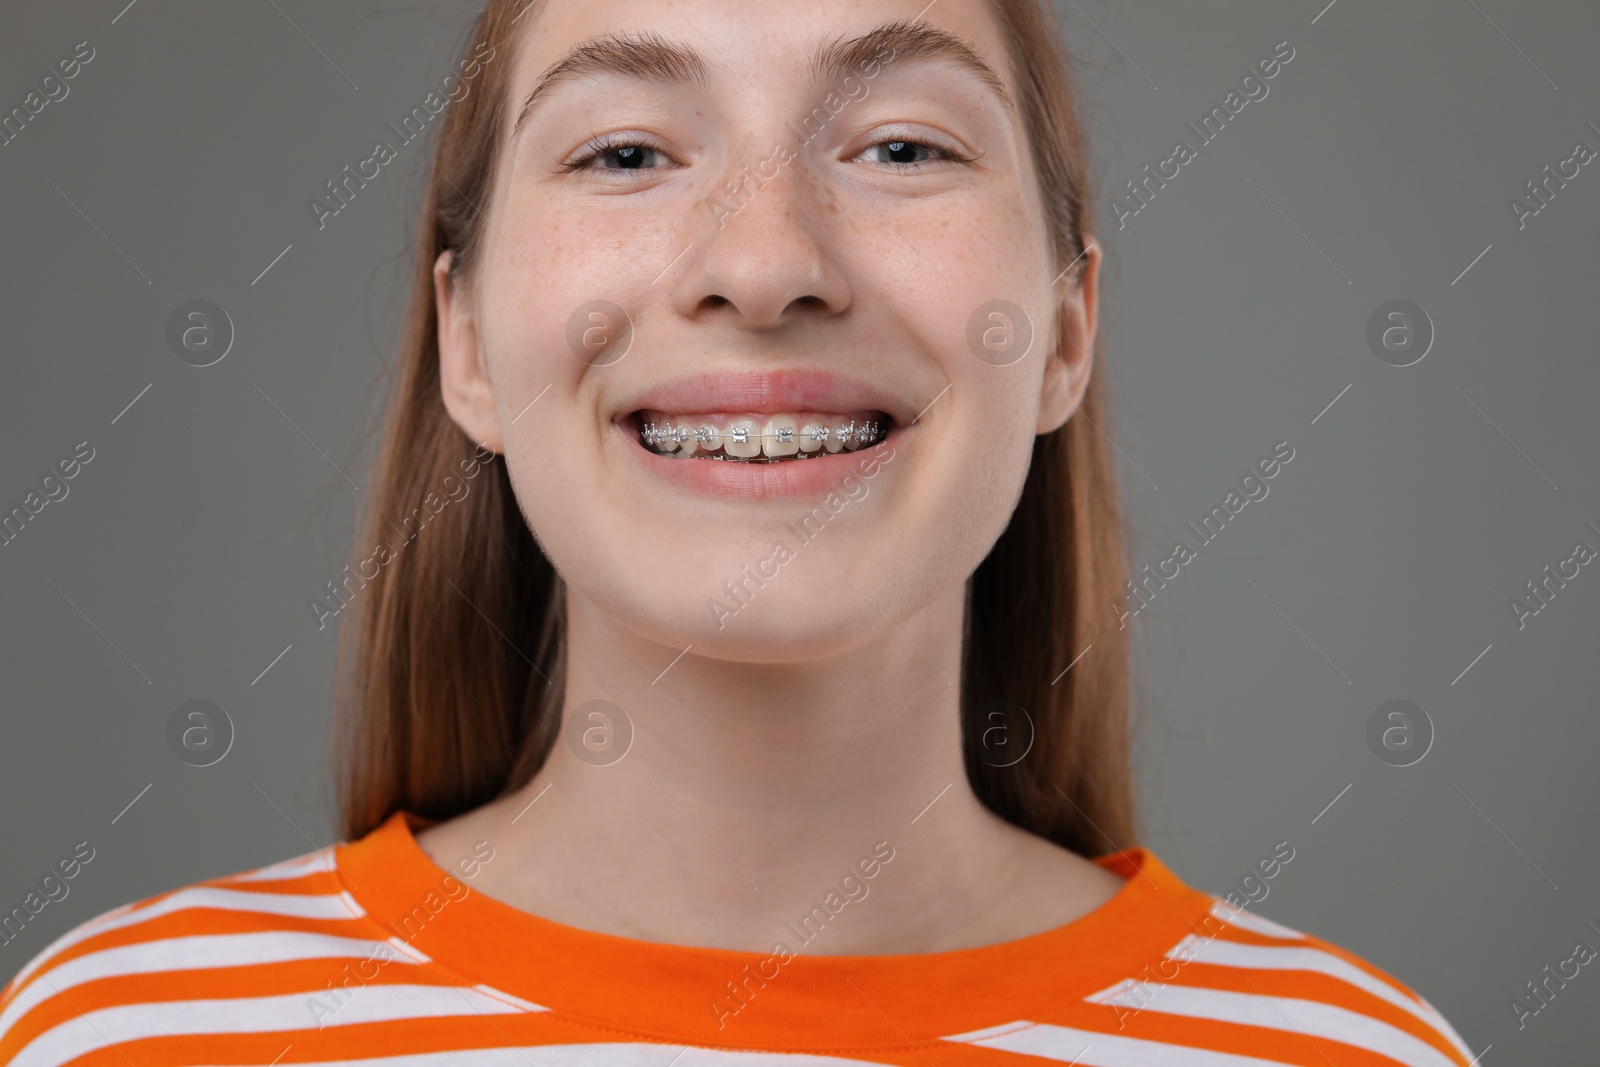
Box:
[438,0,1097,660]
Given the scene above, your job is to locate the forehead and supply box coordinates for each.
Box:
[507,0,1016,108]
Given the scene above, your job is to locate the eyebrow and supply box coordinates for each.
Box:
[511,20,1014,135]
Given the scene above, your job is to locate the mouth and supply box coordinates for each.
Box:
[627,409,894,462]
[612,368,914,498]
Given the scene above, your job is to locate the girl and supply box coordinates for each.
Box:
[0,1,1474,1063]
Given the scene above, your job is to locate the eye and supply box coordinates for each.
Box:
[853,135,969,170]
[562,135,673,176]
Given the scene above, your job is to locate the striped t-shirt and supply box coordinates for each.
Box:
[0,809,1475,1066]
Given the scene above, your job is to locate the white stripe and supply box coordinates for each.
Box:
[11,985,528,1067]
[108,885,362,925]
[1207,901,1303,940]
[1168,937,1475,1062]
[945,1020,1035,1043]
[1083,976,1142,1005]
[190,1046,894,1065]
[6,886,364,992]
[224,850,336,883]
[5,901,142,993]
[391,937,433,964]
[471,983,546,1013]
[945,1019,1299,1065]
[1089,985,1461,1067]
[0,931,426,1038]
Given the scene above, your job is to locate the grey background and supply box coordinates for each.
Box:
[1,0,1595,1058]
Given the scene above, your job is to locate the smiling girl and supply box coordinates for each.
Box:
[0,1,1475,1064]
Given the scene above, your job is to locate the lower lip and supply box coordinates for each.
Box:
[619,423,903,500]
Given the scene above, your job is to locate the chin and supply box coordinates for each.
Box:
[587,547,908,663]
[676,608,886,664]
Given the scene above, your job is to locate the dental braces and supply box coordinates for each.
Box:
[640,419,884,450]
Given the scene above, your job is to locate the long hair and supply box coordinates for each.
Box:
[333,0,1136,857]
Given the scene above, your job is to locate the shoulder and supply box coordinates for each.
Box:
[958,861,1480,1067]
[0,847,396,1065]
[1130,899,1476,1065]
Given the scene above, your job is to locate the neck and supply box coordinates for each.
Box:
[474,580,1043,953]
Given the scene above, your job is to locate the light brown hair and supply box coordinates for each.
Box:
[333,0,1135,857]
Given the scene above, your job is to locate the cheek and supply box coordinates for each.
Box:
[478,281,576,432]
[887,194,1053,593]
[888,191,1053,460]
[482,177,703,433]
[502,163,701,301]
[474,282,586,560]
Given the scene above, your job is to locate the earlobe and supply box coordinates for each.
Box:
[1035,349,1078,435]
[434,250,505,453]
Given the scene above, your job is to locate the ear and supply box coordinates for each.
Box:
[1035,237,1100,435]
[435,249,505,453]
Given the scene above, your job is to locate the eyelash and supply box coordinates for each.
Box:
[559,133,969,176]
[560,134,672,175]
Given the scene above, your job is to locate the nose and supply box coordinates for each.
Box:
[667,154,854,331]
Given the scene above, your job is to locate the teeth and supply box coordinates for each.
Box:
[639,413,885,461]
[762,415,799,458]
[724,417,761,458]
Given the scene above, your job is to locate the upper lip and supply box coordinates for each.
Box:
[615,368,917,425]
